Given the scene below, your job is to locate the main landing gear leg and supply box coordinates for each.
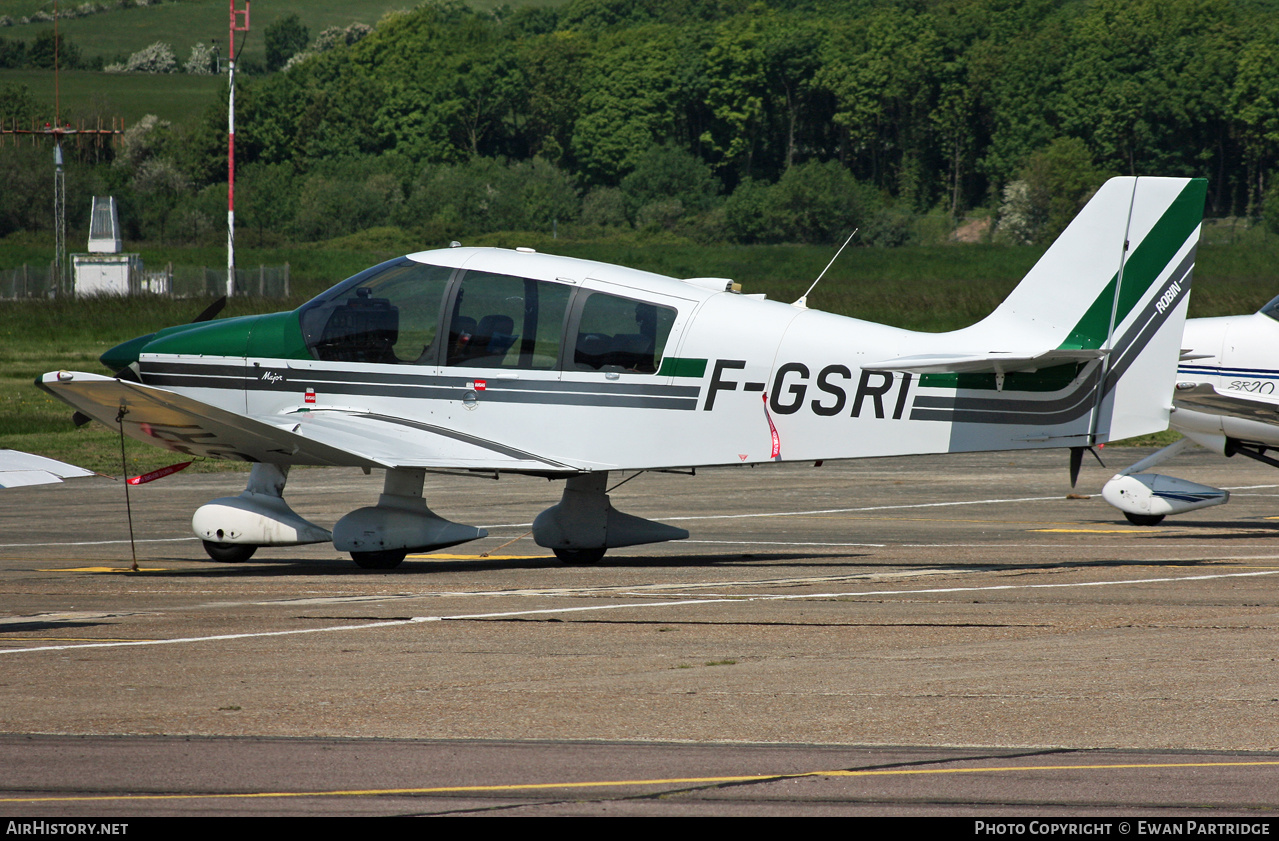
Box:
[532,472,688,565]
[332,468,488,570]
[192,463,333,562]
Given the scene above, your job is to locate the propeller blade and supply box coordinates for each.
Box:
[192,295,227,323]
[1088,446,1106,469]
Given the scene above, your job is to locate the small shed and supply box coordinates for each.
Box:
[72,197,148,295]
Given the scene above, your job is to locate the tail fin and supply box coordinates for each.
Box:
[870,176,1206,449]
[996,176,1206,442]
[984,177,1205,357]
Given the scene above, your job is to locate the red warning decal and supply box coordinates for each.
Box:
[304,388,316,404]
[762,393,781,460]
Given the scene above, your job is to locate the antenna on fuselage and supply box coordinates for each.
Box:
[793,227,858,309]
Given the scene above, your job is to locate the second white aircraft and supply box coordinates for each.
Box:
[1103,295,1279,524]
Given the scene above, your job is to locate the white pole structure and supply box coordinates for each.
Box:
[53,0,66,296]
[227,0,250,298]
[54,143,64,296]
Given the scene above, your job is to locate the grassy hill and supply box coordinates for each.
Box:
[0,68,222,125]
[6,0,417,65]
[1,0,557,128]
[3,0,550,65]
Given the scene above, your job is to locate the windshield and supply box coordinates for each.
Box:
[299,259,452,364]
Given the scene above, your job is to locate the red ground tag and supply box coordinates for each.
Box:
[762,394,781,460]
[128,461,192,485]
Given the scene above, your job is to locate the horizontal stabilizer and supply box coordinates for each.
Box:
[862,348,1106,375]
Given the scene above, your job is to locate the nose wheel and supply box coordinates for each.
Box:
[553,547,606,565]
[351,549,408,569]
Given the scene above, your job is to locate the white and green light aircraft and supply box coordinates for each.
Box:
[1102,296,1279,524]
[39,176,1206,568]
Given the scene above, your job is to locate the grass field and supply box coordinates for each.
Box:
[1,0,559,129]
[5,0,406,65]
[3,0,559,66]
[0,67,223,126]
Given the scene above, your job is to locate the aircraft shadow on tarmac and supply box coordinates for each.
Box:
[0,619,111,633]
[101,547,1239,577]
[1104,518,1279,539]
[121,550,875,577]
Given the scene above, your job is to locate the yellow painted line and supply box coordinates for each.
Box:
[799,516,1100,526]
[1032,529,1149,534]
[1,638,151,644]
[4,759,1279,805]
[48,567,169,573]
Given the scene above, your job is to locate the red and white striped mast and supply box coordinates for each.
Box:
[227,0,250,297]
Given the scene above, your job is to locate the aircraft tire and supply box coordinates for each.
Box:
[202,540,257,563]
[1123,512,1166,526]
[553,547,606,565]
[351,549,407,570]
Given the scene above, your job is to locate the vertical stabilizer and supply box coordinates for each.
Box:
[872,177,1206,451]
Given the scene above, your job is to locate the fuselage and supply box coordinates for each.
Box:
[107,246,1117,471]
[1173,298,1279,449]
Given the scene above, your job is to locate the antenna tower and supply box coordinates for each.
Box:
[0,0,123,296]
[227,0,251,298]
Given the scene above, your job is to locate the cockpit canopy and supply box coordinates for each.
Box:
[298,257,678,374]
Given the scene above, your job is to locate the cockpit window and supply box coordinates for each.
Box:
[572,291,676,374]
[299,259,452,364]
[445,271,572,369]
[298,258,681,375]
[1260,294,1279,322]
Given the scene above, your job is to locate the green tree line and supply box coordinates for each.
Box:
[5,0,1279,248]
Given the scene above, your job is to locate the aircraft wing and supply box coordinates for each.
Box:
[282,409,575,472]
[1173,382,1279,423]
[861,348,1106,375]
[38,372,572,473]
[0,449,96,488]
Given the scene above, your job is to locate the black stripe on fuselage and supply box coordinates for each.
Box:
[908,246,1195,425]
[139,361,701,410]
